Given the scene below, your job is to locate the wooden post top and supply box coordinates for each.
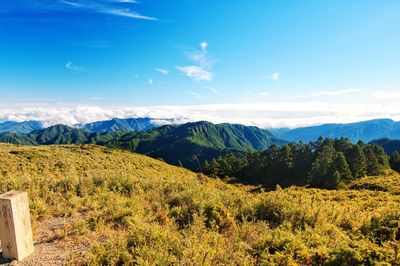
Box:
[0,191,27,200]
[0,190,34,261]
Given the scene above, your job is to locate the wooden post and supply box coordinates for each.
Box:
[0,191,34,261]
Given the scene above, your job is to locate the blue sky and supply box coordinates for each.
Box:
[1,0,400,127]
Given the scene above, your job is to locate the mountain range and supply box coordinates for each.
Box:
[2,118,400,144]
[0,117,171,134]
[0,120,43,134]
[79,117,173,133]
[270,119,400,143]
[2,118,400,169]
[0,121,285,170]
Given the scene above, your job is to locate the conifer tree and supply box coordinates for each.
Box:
[347,145,367,178]
[390,151,400,172]
[363,146,382,175]
[333,152,352,184]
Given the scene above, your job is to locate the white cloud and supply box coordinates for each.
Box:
[189,50,209,66]
[61,0,81,7]
[155,68,168,75]
[102,8,157,20]
[368,90,400,99]
[176,66,213,82]
[266,72,280,80]
[65,61,85,71]
[148,79,153,85]
[200,41,208,51]
[302,88,364,98]
[259,91,269,97]
[1,101,400,129]
[177,41,215,82]
[60,0,157,21]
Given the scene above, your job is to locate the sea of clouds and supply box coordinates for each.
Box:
[1,102,400,129]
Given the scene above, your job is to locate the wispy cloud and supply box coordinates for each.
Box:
[301,88,364,98]
[177,41,216,82]
[176,66,213,82]
[17,0,158,21]
[100,8,157,21]
[65,61,85,71]
[259,91,269,97]
[155,68,169,75]
[148,79,154,85]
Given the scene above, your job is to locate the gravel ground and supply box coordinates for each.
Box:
[0,217,89,266]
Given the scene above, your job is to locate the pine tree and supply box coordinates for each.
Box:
[308,145,337,189]
[390,151,400,172]
[347,145,367,179]
[333,152,352,184]
[364,146,382,175]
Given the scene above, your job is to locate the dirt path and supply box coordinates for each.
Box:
[0,217,89,266]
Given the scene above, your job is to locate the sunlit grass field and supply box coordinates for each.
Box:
[0,144,399,265]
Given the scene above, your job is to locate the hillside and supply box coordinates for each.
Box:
[0,144,399,265]
[0,122,286,170]
[28,124,92,144]
[271,118,400,143]
[0,132,37,145]
[370,138,400,155]
[106,121,286,169]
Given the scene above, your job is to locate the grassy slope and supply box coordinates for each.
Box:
[0,144,399,265]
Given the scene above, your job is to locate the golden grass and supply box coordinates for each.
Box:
[0,144,399,265]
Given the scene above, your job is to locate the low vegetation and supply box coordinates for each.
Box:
[0,144,399,265]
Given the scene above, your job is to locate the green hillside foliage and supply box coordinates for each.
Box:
[0,132,37,145]
[204,138,390,189]
[0,144,399,265]
[82,118,164,133]
[370,138,400,155]
[106,122,285,170]
[28,124,91,144]
[0,122,285,171]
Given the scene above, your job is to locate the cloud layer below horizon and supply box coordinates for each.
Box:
[1,102,400,129]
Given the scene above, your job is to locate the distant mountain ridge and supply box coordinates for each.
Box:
[0,121,285,170]
[0,120,43,134]
[0,117,172,134]
[270,119,400,143]
[81,117,173,133]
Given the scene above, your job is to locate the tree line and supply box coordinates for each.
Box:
[203,137,394,189]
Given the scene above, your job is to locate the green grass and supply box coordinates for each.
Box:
[0,144,399,265]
